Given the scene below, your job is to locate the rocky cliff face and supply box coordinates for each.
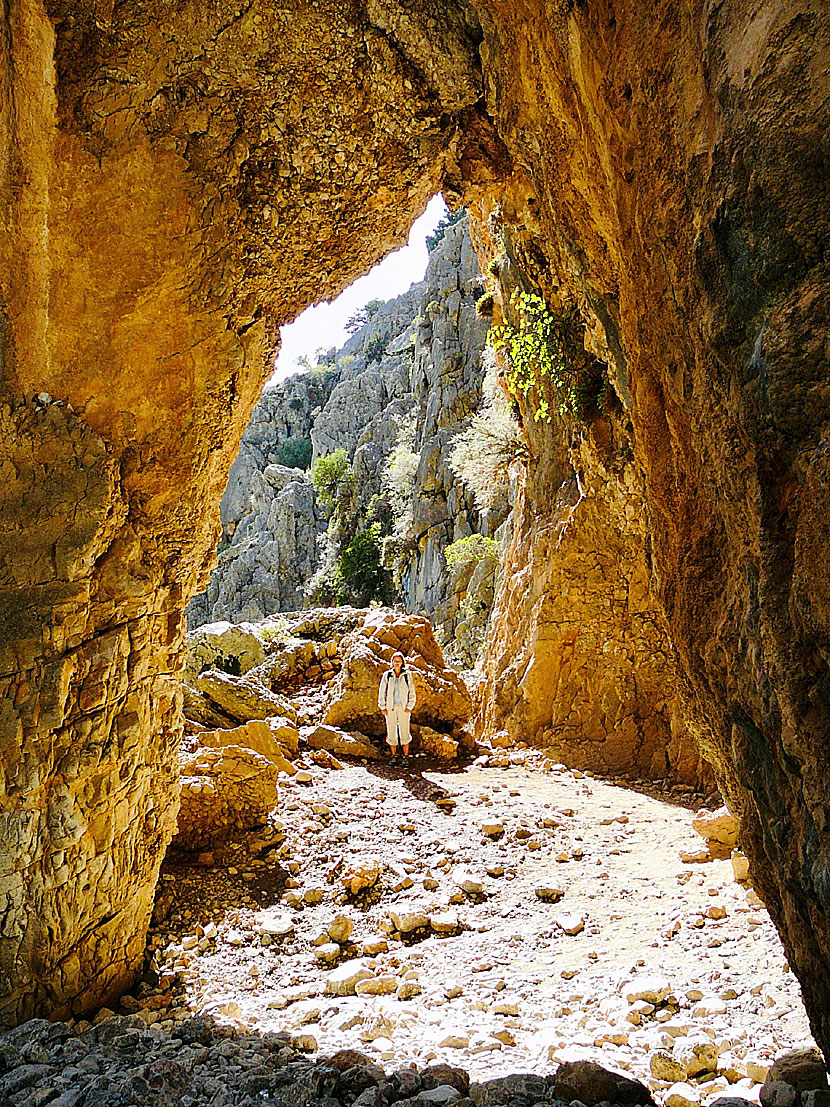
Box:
[189,217,493,645]
[2,0,829,1061]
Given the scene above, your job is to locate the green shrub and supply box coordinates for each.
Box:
[445,533,499,574]
[488,290,600,423]
[310,448,351,509]
[256,617,289,648]
[364,333,390,363]
[338,523,392,606]
[275,437,312,470]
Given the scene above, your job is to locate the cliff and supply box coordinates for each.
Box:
[188,216,495,651]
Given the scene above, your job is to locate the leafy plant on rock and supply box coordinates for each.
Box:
[364,333,390,364]
[338,523,393,606]
[445,533,499,575]
[488,290,605,423]
[275,436,312,470]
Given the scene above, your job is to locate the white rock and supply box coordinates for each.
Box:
[625,975,673,1005]
[255,909,295,938]
[325,959,374,996]
[664,1082,701,1107]
[452,868,484,895]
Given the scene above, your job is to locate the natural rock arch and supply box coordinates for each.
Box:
[2,0,829,1059]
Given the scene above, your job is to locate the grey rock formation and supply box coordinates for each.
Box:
[400,219,494,641]
[188,465,324,627]
[222,372,336,537]
[189,217,501,652]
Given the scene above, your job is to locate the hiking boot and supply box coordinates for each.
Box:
[401,754,410,767]
[390,753,399,766]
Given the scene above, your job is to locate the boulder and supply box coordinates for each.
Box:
[195,669,297,724]
[388,909,430,934]
[197,719,294,770]
[324,959,374,996]
[418,726,458,759]
[471,1075,550,1107]
[692,806,739,858]
[175,746,280,850]
[301,724,380,760]
[767,1050,828,1092]
[341,861,382,896]
[269,716,301,753]
[185,620,266,680]
[553,1061,654,1106]
[323,611,471,737]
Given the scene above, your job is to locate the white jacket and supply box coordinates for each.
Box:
[378,667,416,713]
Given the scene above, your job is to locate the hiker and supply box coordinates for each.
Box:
[378,651,416,765]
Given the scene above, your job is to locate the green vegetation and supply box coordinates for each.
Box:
[275,436,312,470]
[256,617,289,648]
[445,533,499,574]
[338,523,392,606]
[488,290,603,423]
[310,448,351,509]
[426,207,466,252]
[364,333,390,364]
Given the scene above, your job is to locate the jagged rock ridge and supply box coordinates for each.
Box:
[189,217,497,652]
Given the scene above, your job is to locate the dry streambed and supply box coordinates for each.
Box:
[146,753,812,1099]
[1,751,821,1107]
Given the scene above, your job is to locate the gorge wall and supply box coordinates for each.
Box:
[2,0,829,1062]
[187,216,495,647]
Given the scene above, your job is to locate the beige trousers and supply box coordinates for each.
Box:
[385,705,411,748]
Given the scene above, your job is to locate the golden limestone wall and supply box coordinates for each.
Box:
[467,0,830,1054]
[0,0,492,1025]
[2,0,830,1060]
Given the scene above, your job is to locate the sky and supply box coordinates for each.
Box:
[272,193,448,382]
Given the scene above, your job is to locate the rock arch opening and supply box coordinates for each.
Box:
[2,0,829,1074]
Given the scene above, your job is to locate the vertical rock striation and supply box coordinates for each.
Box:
[466,0,830,1052]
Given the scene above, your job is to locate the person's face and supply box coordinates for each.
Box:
[393,655,403,674]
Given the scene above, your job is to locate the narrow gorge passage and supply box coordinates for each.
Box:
[132,755,812,1091]
[2,0,829,1081]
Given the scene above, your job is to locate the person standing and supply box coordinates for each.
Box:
[378,651,416,765]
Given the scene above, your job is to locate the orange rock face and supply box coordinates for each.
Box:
[2,0,829,1062]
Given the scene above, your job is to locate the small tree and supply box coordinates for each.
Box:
[275,437,312,470]
[338,523,392,606]
[310,448,351,510]
[345,298,385,335]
